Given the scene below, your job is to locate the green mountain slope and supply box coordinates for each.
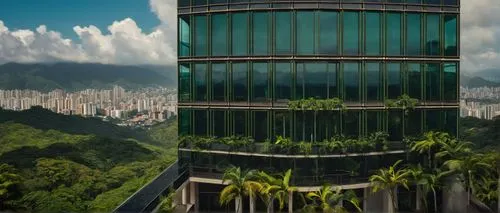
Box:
[0,62,175,91]
[0,109,178,213]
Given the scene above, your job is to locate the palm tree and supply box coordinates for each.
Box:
[412,131,450,169]
[435,139,473,162]
[369,160,410,213]
[259,169,297,213]
[305,184,361,213]
[220,167,262,213]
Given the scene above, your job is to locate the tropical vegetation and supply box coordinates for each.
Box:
[0,107,178,213]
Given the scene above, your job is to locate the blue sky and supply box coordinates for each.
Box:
[0,0,160,40]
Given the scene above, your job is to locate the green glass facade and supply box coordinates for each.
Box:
[177,0,460,188]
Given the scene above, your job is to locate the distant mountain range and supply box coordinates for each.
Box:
[0,62,176,92]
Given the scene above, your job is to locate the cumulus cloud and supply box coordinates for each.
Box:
[0,0,177,65]
[461,0,500,71]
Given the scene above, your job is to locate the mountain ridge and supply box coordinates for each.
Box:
[0,62,176,92]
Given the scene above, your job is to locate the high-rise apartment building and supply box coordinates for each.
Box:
[175,0,459,212]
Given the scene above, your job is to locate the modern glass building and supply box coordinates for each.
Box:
[176,0,459,212]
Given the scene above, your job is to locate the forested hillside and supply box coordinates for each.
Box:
[0,62,176,91]
[0,108,178,213]
[460,116,500,150]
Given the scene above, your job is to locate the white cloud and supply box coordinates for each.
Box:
[0,0,177,65]
[461,0,500,71]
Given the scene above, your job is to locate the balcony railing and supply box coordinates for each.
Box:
[114,161,189,213]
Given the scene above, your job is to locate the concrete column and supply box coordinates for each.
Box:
[181,186,188,205]
[189,182,198,213]
[416,186,422,211]
[364,187,384,213]
[363,188,368,213]
[442,175,467,213]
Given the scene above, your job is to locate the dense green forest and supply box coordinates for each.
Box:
[0,62,176,91]
[460,116,500,150]
[0,107,178,212]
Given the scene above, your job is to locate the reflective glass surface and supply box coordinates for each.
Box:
[406,13,421,56]
[212,14,228,56]
[425,63,440,101]
[194,15,208,56]
[366,63,382,102]
[387,63,402,99]
[365,12,381,56]
[232,63,248,101]
[275,12,292,55]
[444,15,458,56]
[426,14,440,56]
[252,12,269,55]
[179,64,191,102]
[305,63,328,99]
[407,63,422,99]
[443,63,457,101]
[212,110,225,137]
[233,110,246,136]
[195,63,208,101]
[179,16,191,56]
[252,63,269,101]
[275,63,292,101]
[386,13,402,56]
[343,111,360,137]
[328,63,338,98]
[253,111,268,141]
[232,13,248,56]
[343,12,359,55]
[318,11,338,55]
[343,63,360,102]
[296,11,315,55]
[194,110,208,136]
[212,63,227,101]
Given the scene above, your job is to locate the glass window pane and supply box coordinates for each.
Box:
[295,111,314,142]
[425,109,441,132]
[194,110,208,136]
[366,110,384,134]
[444,15,458,56]
[305,63,328,99]
[425,63,440,101]
[443,0,457,5]
[343,63,360,102]
[275,12,292,55]
[406,13,422,56]
[193,0,207,6]
[194,15,208,56]
[424,0,440,5]
[426,14,440,56]
[179,16,191,57]
[233,111,247,136]
[296,63,305,100]
[179,64,191,102]
[232,13,248,56]
[388,111,403,141]
[232,63,248,101]
[387,63,402,99]
[328,63,338,98]
[386,13,402,56]
[253,12,269,55]
[253,111,268,142]
[252,62,269,101]
[195,63,207,101]
[444,109,458,136]
[365,12,381,56]
[406,110,422,136]
[318,11,338,55]
[179,109,192,136]
[296,11,315,55]
[275,63,292,101]
[366,63,382,102]
[212,14,228,56]
[443,63,457,101]
[343,111,360,137]
[212,110,225,137]
[407,63,422,99]
[274,111,291,139]
[212,63,227,101]
[343,12,359,55]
